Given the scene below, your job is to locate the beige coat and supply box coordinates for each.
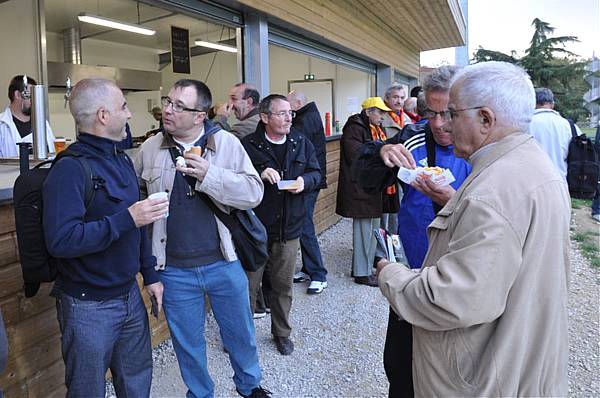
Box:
[381,110,411,139]
[379,132,570,397]
[134,130,264,269]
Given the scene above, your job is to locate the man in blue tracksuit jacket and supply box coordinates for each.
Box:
[43,78,168,397]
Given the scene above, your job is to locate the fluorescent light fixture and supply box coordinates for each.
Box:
[78,13,156,36]
[194,40,238,53]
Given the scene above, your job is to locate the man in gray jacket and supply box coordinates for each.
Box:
[377,61,570,396]
[214,83,261,140]
[135,79,269,398]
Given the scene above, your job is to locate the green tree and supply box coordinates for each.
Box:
[472,18,588,121]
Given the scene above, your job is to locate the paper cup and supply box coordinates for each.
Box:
[149,191,169,218]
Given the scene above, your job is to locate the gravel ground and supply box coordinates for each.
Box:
[106,217,599,397]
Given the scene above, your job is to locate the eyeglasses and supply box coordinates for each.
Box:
[422,109,452,121]
[449,106,485,120]
[269,110,296,118]
[161,96,205,113]
[21,90,31,100]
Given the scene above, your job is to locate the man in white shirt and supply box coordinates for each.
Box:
[528,87,579,178]
[0,75,55,157]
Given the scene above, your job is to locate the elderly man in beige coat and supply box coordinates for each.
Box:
[376,61,570,397]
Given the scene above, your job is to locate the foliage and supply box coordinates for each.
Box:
[472,18,589,122]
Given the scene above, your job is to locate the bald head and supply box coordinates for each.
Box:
[229,83,260,119]
[69,78,130,139]
[287,91,307,111]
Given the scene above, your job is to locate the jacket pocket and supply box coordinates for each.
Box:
[141,168,163,195]
[450,329,478,391]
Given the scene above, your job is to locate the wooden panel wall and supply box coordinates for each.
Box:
[237,0,421,77]
[0,203,170,397]
[315,139,342,234]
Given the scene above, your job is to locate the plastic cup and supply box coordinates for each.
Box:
[54,138,66,153]
[149,191,169,218]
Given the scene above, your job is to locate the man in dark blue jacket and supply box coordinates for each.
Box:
[242,94,320,355]
[43,78,168,397]
[287,91,328,294]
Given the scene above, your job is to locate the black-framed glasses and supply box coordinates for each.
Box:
[161,96,205,113]
[422,108,452,121]
[449,106,485,120]
[269,110,296,118]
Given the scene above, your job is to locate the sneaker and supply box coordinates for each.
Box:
[354,275,378,287]
[273,336,294,355]
[253,309,266,319]
[293,271,310,283]
[592,214,600,222]
[236,386,272,398]
[306,280,328,294]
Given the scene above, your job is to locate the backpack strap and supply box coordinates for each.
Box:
[51,147,97,210]
[567,119,578,139]
[424,127,443,215]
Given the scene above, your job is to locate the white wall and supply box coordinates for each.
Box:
[269,44,373,136]
[0,0,42,111]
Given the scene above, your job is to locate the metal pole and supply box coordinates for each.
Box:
[31,85,48,160]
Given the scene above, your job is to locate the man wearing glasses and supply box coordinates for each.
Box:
[241,94,321,355]
[354,66,471,397]
[0,75,55,157]
[134,79,270,398]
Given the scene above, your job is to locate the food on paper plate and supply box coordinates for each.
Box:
[421,166,444,175]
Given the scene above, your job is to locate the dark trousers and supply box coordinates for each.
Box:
[247,239,299,337]
[300,190,327,281]
[0,310,7,398]
[383,308,414,398]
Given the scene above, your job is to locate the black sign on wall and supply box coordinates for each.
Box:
[171,26,190,74]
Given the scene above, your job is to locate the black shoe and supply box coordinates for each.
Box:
[274,336,294,355]
[354,275,378,287]
[237,386,272,398]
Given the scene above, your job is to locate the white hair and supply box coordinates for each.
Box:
[451,61,535,131]
[69,78,119,131]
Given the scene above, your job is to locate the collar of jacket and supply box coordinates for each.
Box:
[249,122,301,153]
[159,119,220,153]
[240,107,260,121]
[381,111,402,129]
[77,132,123,157]
[295,101,318,118]
[438,131,530,217]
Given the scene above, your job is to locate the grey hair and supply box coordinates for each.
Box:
[287,90,307,106]
[535,87,554,105]
[451,61,535,131]
[422,65,461,93]
[404,97,417,112]
[416,92,427,116]
[384,84,405,100]
[69,78,120,130]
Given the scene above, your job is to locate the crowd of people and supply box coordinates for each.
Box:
[0,58,590,397]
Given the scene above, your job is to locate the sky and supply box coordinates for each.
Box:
[420,0,600,66]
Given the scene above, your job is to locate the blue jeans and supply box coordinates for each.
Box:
[300,190,327,282]
[160,260,262,398]
[56,283,152,398]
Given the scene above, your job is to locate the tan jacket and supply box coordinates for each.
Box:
[134,130,264,269]
[379,132,570,397]
[381,111,411,139]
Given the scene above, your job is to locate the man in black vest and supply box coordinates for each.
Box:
[242,94,321,355]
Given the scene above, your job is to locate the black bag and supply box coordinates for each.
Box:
[13,148,96,297]
[199,193,269,272]
[566,121,600,199]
